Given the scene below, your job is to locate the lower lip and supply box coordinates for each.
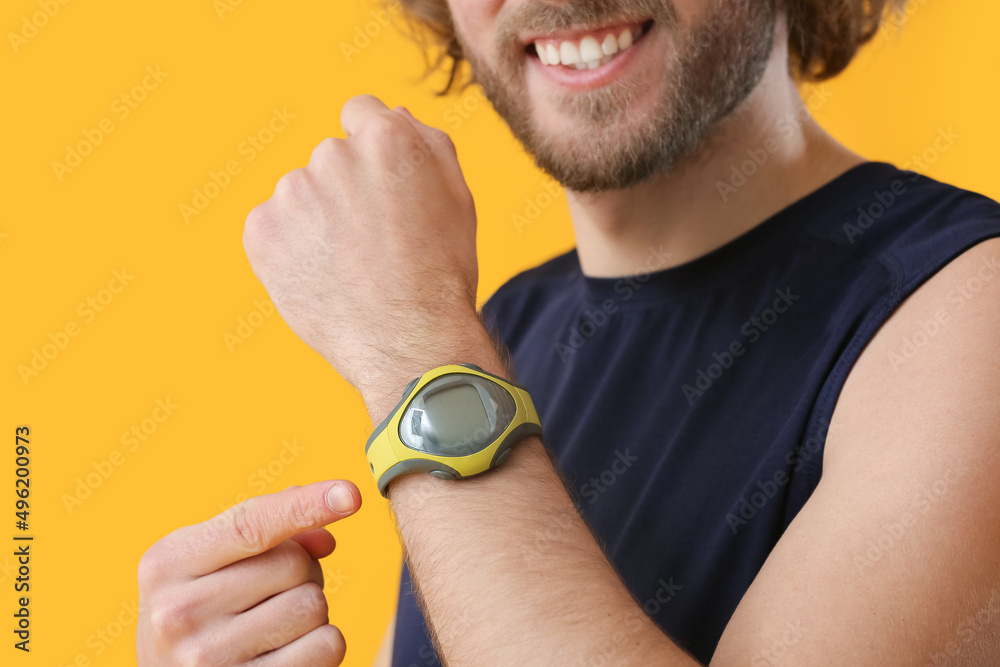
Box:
[530,24,653,91]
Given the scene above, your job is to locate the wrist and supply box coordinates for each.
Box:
[358,318,510,426]
[386,433,550,510]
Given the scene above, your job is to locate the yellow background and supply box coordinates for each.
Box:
[1,0,997,664]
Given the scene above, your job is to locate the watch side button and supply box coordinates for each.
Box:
[494,448,512,466]
[402,378,420,398]
[429,470,458,481]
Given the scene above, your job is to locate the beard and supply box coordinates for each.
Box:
[454,0,777,193]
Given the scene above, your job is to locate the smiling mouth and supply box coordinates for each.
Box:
[526,19,654,70]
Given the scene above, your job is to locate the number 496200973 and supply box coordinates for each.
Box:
[15,426,30,528]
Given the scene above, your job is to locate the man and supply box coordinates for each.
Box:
[137,0,1000,664]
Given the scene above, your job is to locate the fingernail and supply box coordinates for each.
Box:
[326,482,355,514]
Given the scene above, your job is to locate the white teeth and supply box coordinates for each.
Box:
[617,27,633,51]
[601,34,619,55]
[545,43,560,66]
[534,24,644,69]
[559,41,581,65]
[579,35,602,62]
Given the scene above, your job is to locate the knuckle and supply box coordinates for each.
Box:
[273,168,312,202]
[276,541,312,582]
[315,625,347,665]
[359,114,397,138]
[148,594,198,643]
[137,544,164,585]
[300,581,330,614]
[351,93,379,106]
[176,638,222,667]
[361,117,416,152]
[137,533,185,584]
[312,560,326,590]
[284,492,321,532]
[308,137,341,170]
[228,500,268,555]
[298,581,329,619]
[243,203,275,259]
[430,127,456,153]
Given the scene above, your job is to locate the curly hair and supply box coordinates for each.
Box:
[390,0,908,94]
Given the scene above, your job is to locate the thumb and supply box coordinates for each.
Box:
[289,528,337,560]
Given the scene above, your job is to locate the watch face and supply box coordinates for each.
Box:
[398,374,517,457]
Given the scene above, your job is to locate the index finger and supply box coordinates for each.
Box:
[166,480,361,577]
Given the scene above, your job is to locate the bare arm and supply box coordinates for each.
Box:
[363,328,699,665]
[712,238,1000,664]
[369,240,1000,666]
[241,94,1000,666]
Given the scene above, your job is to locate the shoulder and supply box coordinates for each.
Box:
[715,236,1000,664]
[830,234,1000,460]
[827,168,1000,468]
[822,168,1000,378]
[839,166,1000,275]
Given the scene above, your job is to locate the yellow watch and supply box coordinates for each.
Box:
[365,363,543,497]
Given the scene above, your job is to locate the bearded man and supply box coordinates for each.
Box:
[137,1,1000,665]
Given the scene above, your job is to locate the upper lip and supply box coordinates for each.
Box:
[520,18,651,46]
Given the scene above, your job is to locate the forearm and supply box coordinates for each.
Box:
[363,325,697,666]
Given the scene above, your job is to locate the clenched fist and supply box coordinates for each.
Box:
[242,95,487,407]
[136,481,361,665]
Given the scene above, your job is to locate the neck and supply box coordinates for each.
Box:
[566,53,865,278]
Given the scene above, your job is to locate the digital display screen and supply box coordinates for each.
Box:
[422,384,490,449]
[398,374,516,457]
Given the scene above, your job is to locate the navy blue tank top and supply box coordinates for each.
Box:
[389,162,1000,665]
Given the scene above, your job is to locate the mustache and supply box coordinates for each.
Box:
[494,0,679,52]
